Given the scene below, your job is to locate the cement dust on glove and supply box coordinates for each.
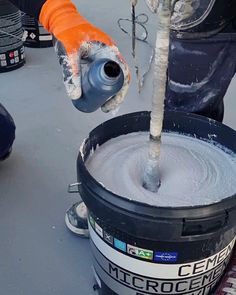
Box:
[145,0,215,31]
[39,0,130,113]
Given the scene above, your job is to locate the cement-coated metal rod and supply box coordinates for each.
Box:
[143,0,171,193]
[131,0,137,58]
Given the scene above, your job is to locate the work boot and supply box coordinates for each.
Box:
[65,201,89,238]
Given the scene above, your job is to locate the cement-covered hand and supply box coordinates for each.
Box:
[146,0,199,27]
[39,0,130,113]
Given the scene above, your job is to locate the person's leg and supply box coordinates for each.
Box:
[0,103,15,160]
[166,32,236,122]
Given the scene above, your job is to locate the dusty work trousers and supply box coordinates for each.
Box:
[166,32,236,122]
[0,103,15,159]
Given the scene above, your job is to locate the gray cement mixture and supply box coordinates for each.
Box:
[86,132,236,207]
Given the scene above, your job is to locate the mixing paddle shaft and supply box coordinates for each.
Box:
[143,0,171,192]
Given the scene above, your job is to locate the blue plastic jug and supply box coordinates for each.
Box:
[72,58,124,113]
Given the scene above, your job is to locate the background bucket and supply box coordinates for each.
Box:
[0,0,25,72]
[77,111,236,295]
[21,13,53,48]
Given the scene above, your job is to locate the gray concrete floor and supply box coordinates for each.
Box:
[0,1,236,294]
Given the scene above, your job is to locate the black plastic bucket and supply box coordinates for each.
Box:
[0,0,25,72]
[77,111,236,295]
[21,13,53,48]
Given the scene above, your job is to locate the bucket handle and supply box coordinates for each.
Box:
[182,213,228,236]
[68,182,81,194]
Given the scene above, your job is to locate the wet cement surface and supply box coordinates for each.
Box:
[0,1,236,294]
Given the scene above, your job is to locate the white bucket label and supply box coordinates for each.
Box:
[89,221,235,295]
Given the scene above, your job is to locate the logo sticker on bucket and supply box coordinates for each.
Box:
[114,239,126,252]
[89,220,236,295]
[127,245,153,261]
[95,222,103,238]
[154,252,178,263]
[89,215,95,229]
[104,231,114,245]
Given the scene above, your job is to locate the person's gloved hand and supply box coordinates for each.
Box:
[39,0,130,112]
[145,0,200,30]
[145,0,159,13]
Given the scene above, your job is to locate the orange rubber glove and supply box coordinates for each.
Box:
[39,0,130,112]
